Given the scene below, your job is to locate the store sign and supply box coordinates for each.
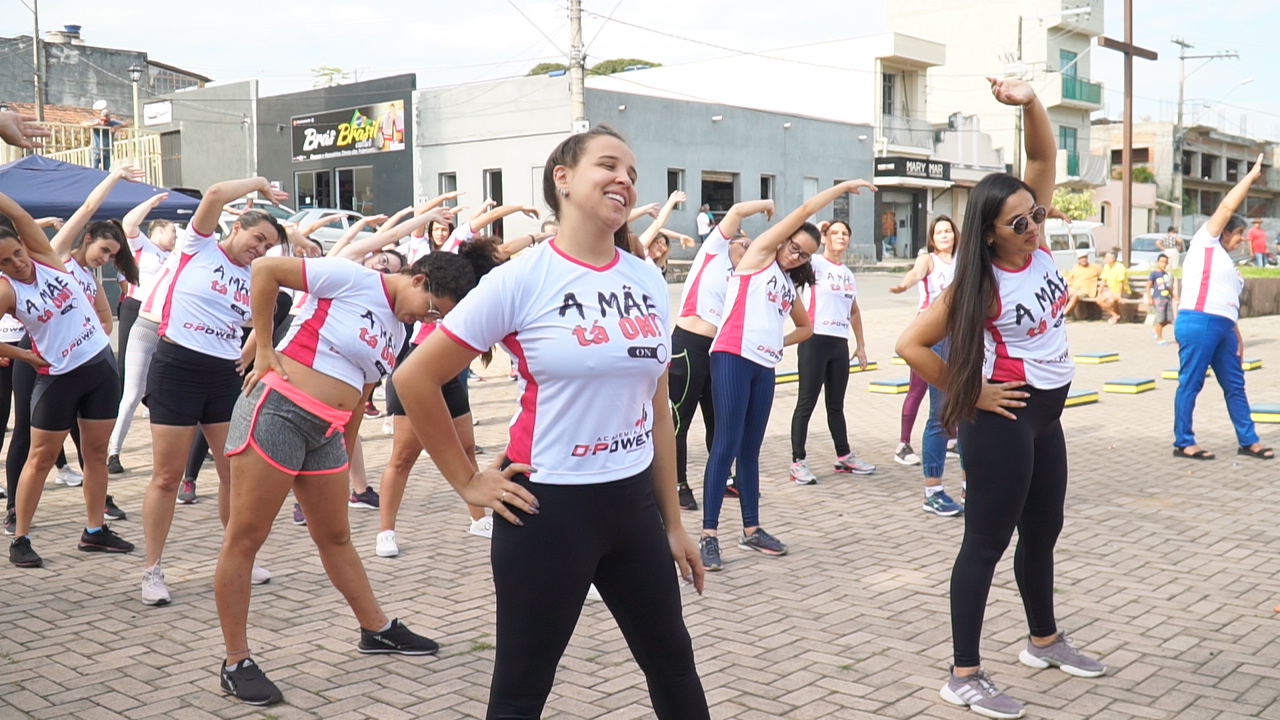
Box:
[291,99,405,162]
[873,156,951,182]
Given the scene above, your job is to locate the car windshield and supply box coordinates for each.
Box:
[1131,237,1162,252]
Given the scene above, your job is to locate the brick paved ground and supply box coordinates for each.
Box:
[2,273,1280,719]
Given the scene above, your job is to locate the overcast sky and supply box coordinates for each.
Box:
[5,0,1279,140]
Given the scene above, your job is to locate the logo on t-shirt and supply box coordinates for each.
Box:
[1013,271,1069,338]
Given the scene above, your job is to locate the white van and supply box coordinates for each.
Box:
[1044,219,1100,275]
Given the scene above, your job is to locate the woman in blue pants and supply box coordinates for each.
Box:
[1174,152,1273,461]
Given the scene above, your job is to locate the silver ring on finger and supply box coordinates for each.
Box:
[500,490,507,503]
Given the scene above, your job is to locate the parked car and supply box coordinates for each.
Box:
[1044,219,1100,275]
[224,198,295,222]
[286,208,373,251]
[1127,233,1188,275]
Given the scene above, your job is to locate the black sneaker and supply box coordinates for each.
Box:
[106,454,126,475]
[77,524,134,553]
[220,658,284,706]
[677,483,698,511]
[358,618,440,655]
[9,536,41,567]
[104,495,127,521]
[699,535,723,572]
[3,509,14,536]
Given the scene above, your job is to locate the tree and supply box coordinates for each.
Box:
[527,62,568,76]
[1052,188,1097,221]
[312,66,351,88]
[589,58,660,75]
[1110,166,1156,184]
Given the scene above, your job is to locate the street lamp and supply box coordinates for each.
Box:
[127,64,143,129]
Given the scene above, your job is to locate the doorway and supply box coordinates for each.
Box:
[701,171,738,225]
[484,169,505,238]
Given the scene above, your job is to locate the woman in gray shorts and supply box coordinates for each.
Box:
[214,239,500,707]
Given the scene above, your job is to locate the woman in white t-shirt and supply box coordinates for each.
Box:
[897,77,1105,719]
[395,125,708,719]
[788,219,873,485]
[1173,153,1272,461]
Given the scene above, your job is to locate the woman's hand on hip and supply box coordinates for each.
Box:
[462,464,538,526]
[977,381,1028,420]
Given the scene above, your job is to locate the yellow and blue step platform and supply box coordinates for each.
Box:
[1242,358,1263,371]
[775,360,878,385]
[1074,352,1119,364]
[1251,404,1280,423]
[1103,377,1156,394]
[867,378,911,394]
[1064,389,1100,407]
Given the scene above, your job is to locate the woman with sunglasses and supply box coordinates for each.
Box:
[669,200,774,512]
[787,219,874,486]
[897,77,1105,720]
[214,243,497,706]
[1173,152,1273,461]
[699,181,872,571]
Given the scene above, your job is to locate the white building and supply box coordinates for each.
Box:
[889,0,1108,187]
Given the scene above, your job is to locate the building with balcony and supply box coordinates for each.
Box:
[1092,119,1278,229]
[889,0,1108,186]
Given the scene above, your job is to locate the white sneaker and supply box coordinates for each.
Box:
[381,417,394,435]
[468,516,493,539]
[250,565,271,585]
[141,565,170,606]
[375,530,399,557]
[946,438,961,459]
[789,460,818,485]
[894,443,922,466]
[586,584,603,602]
[55,466,83,487]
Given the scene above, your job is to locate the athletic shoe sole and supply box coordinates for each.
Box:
[142,596,170,607]
[348,501,378,509]
[220,687,282,706]
[737,540,788,556]
[77,543,134,553]
[1018,649,1106,678]
[357,646,439,656]
[939,684,1025,719]
[790,476,817,485]
[893,456,920,466]
[922,504,963,517]
[11,558,41,568]
[834,466,876,475]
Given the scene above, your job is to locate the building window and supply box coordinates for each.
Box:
[760,174,774,201]
[1059,49,1078,76]
[438,172,457,203]
[882,73,897,116]
[667,169,685,208]
[803,176,819,200]
[336,166,374,214]
[295,170,332,209]
[1110,147,1151,165]
[484,169,505,238]
[1100,201,1111,226]
[700,171,738,219]
[1200,154,1217,180]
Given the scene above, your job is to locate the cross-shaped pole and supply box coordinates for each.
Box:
[1098,0,1157,265]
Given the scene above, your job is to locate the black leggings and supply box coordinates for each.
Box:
[488,467,708,719]
[790,334,850,461]
[951,384,1069,667]
[117,296,141,389]
[7,337,78,511]
[668,327,715,487]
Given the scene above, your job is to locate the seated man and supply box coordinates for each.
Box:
[1062,251,1102,316]
[1096,251,1130,324]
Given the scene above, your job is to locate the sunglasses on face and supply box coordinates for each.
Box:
[786,240,812,262]
[996,205,1048,235]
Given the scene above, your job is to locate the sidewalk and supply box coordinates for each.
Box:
[2,286,1280,719]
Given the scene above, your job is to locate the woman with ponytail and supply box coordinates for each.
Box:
[897,77,1105,719]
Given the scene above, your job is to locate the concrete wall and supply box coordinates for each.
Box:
[257,75,416,215]
[0,36,146,119]
[147,81,258,191]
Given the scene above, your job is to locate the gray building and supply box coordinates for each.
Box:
[415,75,876,258]
[143,81,260,191]
[1,26,206,122]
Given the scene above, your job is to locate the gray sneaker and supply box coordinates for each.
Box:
[699,535,723,572]
[940,668,1025,719]
[1018,632,1106,677]
[738,527,788,556]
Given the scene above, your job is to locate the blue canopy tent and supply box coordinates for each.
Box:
[0,155,199,221]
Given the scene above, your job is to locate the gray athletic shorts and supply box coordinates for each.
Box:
[225,374,351,475]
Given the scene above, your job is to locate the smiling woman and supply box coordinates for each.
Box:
[394,124,710,720]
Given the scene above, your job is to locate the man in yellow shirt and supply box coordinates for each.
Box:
[1063,251,1103,316]
[1097,251,1129,323]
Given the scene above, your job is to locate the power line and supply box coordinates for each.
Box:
[585,0,626,51]
[504,0,568,60]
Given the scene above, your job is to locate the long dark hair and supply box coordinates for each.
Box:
[941,174,1034,428]
[83,219,140,286]
[542,124,632,252]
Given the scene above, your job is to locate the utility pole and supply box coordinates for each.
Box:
[568,0,587,134]
[32,0,43,121]
[1170,39,1237,234]
[1099,0,1158,264]
[1013,15,1023,177]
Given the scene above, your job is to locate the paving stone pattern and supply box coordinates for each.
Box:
[2,274,1279,719]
